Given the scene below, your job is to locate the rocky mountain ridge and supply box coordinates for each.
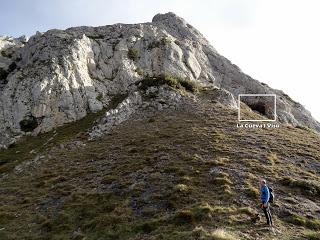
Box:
[0,12,319,148]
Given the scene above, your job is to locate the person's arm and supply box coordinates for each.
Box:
[261,187,268,204]
[261,186,269,207]
[266,187,270,203]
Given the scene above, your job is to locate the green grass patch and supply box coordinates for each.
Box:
[96,93,103,101]
[304,231,320,240]
[147,37,171,50]
[128,48,139,61]
[138,74,199,93]
[36,191,134,239]
[0,93,128,174]
[244,180,260,199]
[285,213,320,230]
[1,86,320,239]
[281,176,320,197]
[135,67,144,76]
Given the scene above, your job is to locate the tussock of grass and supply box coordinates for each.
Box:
[1,87,320,239]
[174,183,189,192]
[138,74,199,93]
[192,226,237,240]
[96,93,103,101]
[281,176,320,197]
[210,228,237,240]
[134,219,161,233]
[128,48,139,61]
[101,175,117,185]
[286,213,320,230]
[173,205,211,225]
[238,207,255,216]
[34,191,134,239]
[207,157,229,166]
[210,172,233,197]
[244,179,260,199]
[173,202,255,226]
[173,210,194,225]
[304,231,320,240]
[179,78,199,92]
[212,177,232,185]
[134,67,144,76]
[267,152,279,165]
[147,37,171,50]
[295,125,314,132]
[193,202,215,220]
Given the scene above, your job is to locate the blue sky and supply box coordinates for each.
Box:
[1,0,320,121]
[0,0,258,37]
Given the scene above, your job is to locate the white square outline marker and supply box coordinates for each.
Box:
[238,94,277,122]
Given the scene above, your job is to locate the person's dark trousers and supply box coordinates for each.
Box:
[262,203,272,226]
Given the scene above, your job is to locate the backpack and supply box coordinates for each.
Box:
[268,186,274,203]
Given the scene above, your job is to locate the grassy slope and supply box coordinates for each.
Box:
[0,93,128,174]
[0,89,320,240]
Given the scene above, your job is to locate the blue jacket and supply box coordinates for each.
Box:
[260,185,270,204]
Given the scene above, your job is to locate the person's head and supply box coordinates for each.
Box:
[260,179,266,187]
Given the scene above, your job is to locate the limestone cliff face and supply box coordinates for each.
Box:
[0,12,319,148]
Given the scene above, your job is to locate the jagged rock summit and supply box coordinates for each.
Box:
[0,12,319,148]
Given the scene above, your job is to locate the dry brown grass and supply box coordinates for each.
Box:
[0,89,319,239]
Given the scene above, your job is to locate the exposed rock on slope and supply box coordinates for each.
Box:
[1,88,320,240]
[0,12,319,148]
[0,36,26,87]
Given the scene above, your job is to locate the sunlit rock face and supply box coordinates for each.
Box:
[0,12,319,148]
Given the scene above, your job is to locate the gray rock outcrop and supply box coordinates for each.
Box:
[0,12,319,148]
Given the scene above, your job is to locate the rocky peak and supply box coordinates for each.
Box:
[152,12,182,22]
[152,12,214,50]
[0,13,319,149]
[152,12,190,32]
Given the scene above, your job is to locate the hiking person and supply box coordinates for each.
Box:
[260,179,273,227]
